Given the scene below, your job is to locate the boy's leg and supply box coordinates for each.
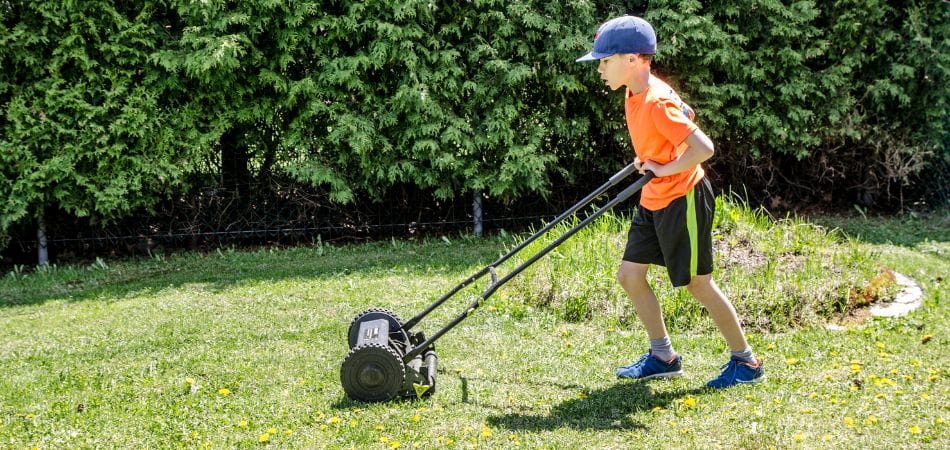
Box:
[686,274,749,353]
[617,261,669,341]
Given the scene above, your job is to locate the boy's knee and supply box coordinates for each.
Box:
[617,262,648,287]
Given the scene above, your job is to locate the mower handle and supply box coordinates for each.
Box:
[402,171,655,362]
[401,161,642,332]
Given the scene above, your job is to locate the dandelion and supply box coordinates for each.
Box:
[850,364,861,373]
[218,388,231,396]
[822,435,832,442]
[186,377,195,384]
[239,420,248,428]
[794,433,804,442]
[410,414,421,423]
[864,416,878,426]
[349,419,358,427]
[683,397,697,408]
[328,416,341,425]
[844,417,855,427]
[786,358,799,365]
[909,425,921,434]
[284,429,293,436]
[390,441,401,449]
[936,418,945,425]
[259,433,270,443]
[767,343,776,350]
[481,425,492,438]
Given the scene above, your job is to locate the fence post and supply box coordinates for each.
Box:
[473,190,483,237]
[37,212,49,266]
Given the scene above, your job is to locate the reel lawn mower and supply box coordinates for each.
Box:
[340,165,655,402]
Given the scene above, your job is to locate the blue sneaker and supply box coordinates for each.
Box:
[706,357,765,388]
[616,351,683,380]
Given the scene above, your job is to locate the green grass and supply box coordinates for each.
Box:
[0,205,947,449]
[503,197,888,331]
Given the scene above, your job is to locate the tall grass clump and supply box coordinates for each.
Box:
[501,196,890,332]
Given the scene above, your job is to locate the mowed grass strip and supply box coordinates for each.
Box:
[0,206,946,448]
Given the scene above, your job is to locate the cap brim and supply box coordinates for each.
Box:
[575,51,612,62]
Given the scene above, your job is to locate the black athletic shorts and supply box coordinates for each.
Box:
[622,177,715,287]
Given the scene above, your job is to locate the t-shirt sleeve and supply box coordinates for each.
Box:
[651,99,697,151]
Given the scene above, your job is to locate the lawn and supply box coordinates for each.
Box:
[0,208,947,449]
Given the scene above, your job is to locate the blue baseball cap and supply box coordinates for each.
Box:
[576,16,656,62]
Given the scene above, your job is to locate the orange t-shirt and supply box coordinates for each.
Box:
[624,75,704,211]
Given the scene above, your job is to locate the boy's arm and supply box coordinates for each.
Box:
[639,128,714,177]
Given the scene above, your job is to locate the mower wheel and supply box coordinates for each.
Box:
[347,308,404,348]
[340,342,406,402]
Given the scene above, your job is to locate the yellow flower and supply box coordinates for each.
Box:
[936,418,945,424]
[909,425,921,434]
[481,425,492,438]
[267,427,277,434]
[844,417,855,427]
[767,343,776,350]
[284,429,293,436]
[822,435,832,442]
[375,425,386,431]
[410,414,421,423]
[683,397,697,408]
[349,419,358,427]
[186,377,195,384]
[794,433,804,442]
[800,408,814,414]
[218,388,230,396]
[864,416,879,426]
[786,358,799,365]
[389,441,401,449]
[259,433,270,443]
[850,364,862,373]
[328,416,341,425]
[239,420,248,428]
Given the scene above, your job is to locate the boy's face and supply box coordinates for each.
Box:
[597,53,646,91]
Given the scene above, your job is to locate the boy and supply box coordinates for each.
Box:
[576,15,764,388]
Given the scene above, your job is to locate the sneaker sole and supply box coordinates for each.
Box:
[620,370,684,380]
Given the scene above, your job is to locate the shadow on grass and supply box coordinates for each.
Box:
[330,373,707,432]
[486,382,707,431]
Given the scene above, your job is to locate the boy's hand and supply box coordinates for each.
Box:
[639,159,671,177]
[634,156,645,172]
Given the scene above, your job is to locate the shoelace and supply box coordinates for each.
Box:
[716,360,740,381]
[619,353,651,370]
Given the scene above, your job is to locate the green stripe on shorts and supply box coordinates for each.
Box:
[686,187,698,277]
